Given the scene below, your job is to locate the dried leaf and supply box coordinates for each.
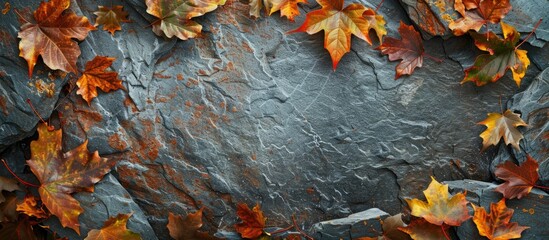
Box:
[76,56,123,105]
[0,176,21,203]
[270,0,306,21]
[0,218,38,240]
[0,194,18,222]
[85,213,141,240]
[167,208,218,240]
[27,123,113,234]
[405,177,470,226]
[399,218,449,240]
[94,5,129,35]
[289,0,386,69]
[478,109,527,152]
[494,156,539,199]
[16,195,49,219]
[145,0,226,40]
[461,22,530,86]
[18,0,95,76]
[472,199,529,240]
[235,203,266,239]
[377,21,425,79]
[382,214,411,240]
[450,0,512,36]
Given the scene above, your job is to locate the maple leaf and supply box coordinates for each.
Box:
[76,56,124,105]
[494,156,539,199]
[472,199,529,240]
[26,123,113,234]
[478,109,527,151]
[93,5,130,35]
[84,213,141,240]
[18,0,95,77]
[461,22,530,87]
[249,0,306,21]
[399,218,450,240]
[0,194,18,222]
[449,0,512,36]
[0,218,38,240]
[16,195,49,219]
[145,0,226,40]
[0,176,21,203]
[377,21,428,79]
[289,0,386,70]
[167,208,218,240]
[235,203,266,239]
[405,177,470,226]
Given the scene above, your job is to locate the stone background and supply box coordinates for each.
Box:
[0,0,547,239]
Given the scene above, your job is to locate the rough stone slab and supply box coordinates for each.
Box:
[447,179,549,239]
[313,208,388,240]
[491,67,549,184]
[399,0,549,47]
[44,174,157,240]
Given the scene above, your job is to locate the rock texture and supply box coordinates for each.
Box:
[0,0,547,239]
[447,179,549,239]
[313,208,388,239]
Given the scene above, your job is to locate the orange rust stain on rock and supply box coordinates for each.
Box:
[186,78,199,87]
[251,153,257,161]
[231,106,238,112]
[0,96,7,115]
[32,79,56,97]
[108,133,128,151]
[0,27,14,47]
[176,73,184,81]
[197,69,207,76]
[124,96,139,113]
[241,41,253,53]
[185,100,193,108]
[153,72,172,79]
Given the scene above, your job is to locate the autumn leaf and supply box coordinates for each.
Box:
[461,22,530,86]
[399,218,449,240]
[94,5,130,35]
[0,194,18,222]
[472,199,529,240]
[85,213,141,240]
[377,21,428,79]
[478,109,527,151]
[27,123,113,234]
[449,0,512,36]
[167,208,218,240]
[405,177,470,226]
[145,0,226,40]
[16,195,49,219]
[235,203,266,239]
[76,56,124,105]
[249,0,306,21]
[18,0,95,77]
[0,218,38,240]
[494,156,539,199]
[289,0,386,70]
[0,176,21,203]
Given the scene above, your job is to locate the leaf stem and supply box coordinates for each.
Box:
[441,225,451,240]
[292,215,314,240]
[12,8,30,23]
[27,99,53,131]
[534,185,549,190]
[515,18,543,50]
[267,225,294,235]
[375,0,385,12]
[1,159,40,188]
[424,53,444,63]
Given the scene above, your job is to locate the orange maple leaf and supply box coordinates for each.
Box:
[16,195,49,219]
[26,123,114,234]
[84,213,141,240]
[18,0,95,77]
[145,0,226,40]
[472,199,529,240]
[93,5,130,35]
[289,0,386,70]
[450,0,512,36]
[478,109,527,151]
[249,0,306,21]
[167,208,218,240]
[399,218,450,240]
[494,156,540,199]
[405,177,470,226]
[377,21,431,79]
[76,56,124,105]
[234,203,266,239]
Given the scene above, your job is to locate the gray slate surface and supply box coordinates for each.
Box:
[313,208,388,240]
[0,0,547,239]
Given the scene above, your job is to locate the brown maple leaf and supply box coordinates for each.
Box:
[0,194,18,223]
[16,195,49,219]
[0,218,39,240]
[26,123,114,234]
[167,208,218,240]
[94,5,130,35]
[472,199,529,240]
[76,56,124,105]
[289,0,386,70]
[405,177,470,226]
[145,0,226,40]
[399,218,450,240]
[450,0,512,36]
[18,0,95,77]
[478,109,527,151]
[494,156,539,199]
[235,203,266,239]
[377,21,436,79]
[85,213,141,240]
